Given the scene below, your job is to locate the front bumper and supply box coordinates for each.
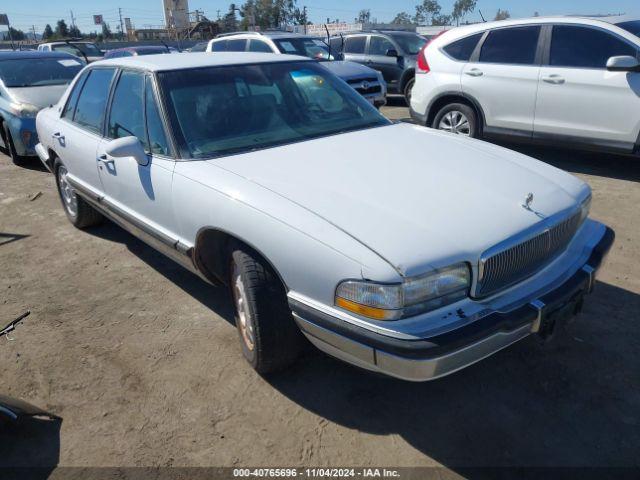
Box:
[290,226,615,382]
[5,116,38,157]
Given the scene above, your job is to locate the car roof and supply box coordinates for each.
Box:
[93,51,310,71]
[213,32,316,40]
[0,50,79,60]
[109,46,167,52]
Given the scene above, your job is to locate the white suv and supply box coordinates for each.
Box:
[410,16,640,155]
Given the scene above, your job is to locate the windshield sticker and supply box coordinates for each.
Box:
[279,42,296,52]
[58,59,82,67]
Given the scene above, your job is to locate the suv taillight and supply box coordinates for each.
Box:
[417,30,447,74]
[417,44,430,73]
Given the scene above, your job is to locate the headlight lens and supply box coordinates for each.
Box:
[579,193,591,224]
[335,263,471,321]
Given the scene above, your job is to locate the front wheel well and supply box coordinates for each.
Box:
[427,95,484,133]
[193,228,287,291]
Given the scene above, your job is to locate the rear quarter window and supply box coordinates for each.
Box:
[443,32,484,61]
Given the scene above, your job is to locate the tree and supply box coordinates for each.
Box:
[69,25,82,38]
[452,0,477,25]
[494,9,510,21]
[533,11,540,17]
[414,0,441,25]
[55,19,69,38]
[357,9,371,24]
[101,22,112,39]
[392,12,413,25]
[221,3,239,32]
[6,27,26,41]
[239,0,300,30]
[432,14,452,26]
[42,24,54,40]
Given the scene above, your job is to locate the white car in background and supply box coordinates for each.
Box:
[35,53,613,381]
[410,16,640,155]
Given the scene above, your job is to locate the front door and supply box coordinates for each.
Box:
[534,24,640,149]
[366,35,403,91]
[96,71,177,237]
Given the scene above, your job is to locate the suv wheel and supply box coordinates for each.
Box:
[229,246,304,374]
[403,78,415,104]
[54,159,103,228]
[433,103,478,138]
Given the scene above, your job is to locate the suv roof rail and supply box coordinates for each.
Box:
[215,31,263,38]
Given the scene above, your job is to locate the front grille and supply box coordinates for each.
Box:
[475,210,583,297]
[346,77,378,85]
[355,85,382,95]
[346,77,381,96]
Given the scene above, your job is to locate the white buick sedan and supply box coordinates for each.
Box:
[35,53,613,381]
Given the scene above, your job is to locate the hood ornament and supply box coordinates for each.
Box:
[522,192,534,211]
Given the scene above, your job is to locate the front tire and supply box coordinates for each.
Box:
[3,124,26,166]
[229,246,303,374]
[54,159,103,229]
[433,103,478,138]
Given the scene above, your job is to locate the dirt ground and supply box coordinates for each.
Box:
[1,100,639,473]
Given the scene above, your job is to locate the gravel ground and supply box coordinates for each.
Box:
[1,101,639,473]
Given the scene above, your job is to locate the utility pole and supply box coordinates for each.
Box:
[303,6,307,34]
[31,25,37,43]
[118,7,124,41]
[70,10,77,30]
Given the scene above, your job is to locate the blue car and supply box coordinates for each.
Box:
[0,51,84,164]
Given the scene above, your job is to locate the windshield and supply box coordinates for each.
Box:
[273,38,335,60]
[617,20,640,38]
[390,33,427,55]
[158,61,389,159]
[53,43,103,57]
[0,57,84,87]
[137,48,168,56]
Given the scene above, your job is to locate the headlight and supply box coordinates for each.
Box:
[579,193,591,224]
[335,263,471,321]
[8,102,39,118]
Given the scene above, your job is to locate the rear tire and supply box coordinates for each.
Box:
[229,245,304,374]
[403,77,415,105]
[433,103,479,138]
[54,159,103,229]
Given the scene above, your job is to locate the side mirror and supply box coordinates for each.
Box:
[385,48,399,57]
[105,136,149,166]
[606,55,640,72]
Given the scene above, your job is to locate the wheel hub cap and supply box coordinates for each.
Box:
[58,166,78,217]
[232,265,255,351]
[438,111,471,136]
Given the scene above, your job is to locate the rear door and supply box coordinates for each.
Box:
[366,35,403,89]
[55,67,116,194]
[96,71,177,235]
[461,25,542,135]
[342,35,368,65]
[534,24,640,149]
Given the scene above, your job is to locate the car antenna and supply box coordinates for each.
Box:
[479,10,487,22]
[324,24,332,60]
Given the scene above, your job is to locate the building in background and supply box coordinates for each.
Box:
[163,0,189,30]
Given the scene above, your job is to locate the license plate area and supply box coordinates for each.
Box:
[531,282,588,340]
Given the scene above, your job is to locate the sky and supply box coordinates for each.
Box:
[2,0,639,35]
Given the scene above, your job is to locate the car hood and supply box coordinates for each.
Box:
[8,85,69,109]
[209,123,588,276]
[322,60,380,79]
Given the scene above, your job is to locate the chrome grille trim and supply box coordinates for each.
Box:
[474,208,583,298]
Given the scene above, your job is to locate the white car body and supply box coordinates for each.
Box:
[36,53,613,381]
[410,16,640,154]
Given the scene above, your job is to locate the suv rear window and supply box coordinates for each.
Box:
[344,36,366,54]
[479,26,540,65]
[443,33,483,61]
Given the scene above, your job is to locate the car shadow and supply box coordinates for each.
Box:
[85,221,235,325]
[0,415,61,479]
[264,280,640,469]
[492,142,639,183]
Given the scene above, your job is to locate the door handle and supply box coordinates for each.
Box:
[97,154,114,164]
[465,69,483,77]
[51,132,65,141]
[542,75,565,84]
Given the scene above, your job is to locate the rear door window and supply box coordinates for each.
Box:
[443,32,484,61]
[72,68,116,134]
[368,36,395,56]
[550,25,638,68]
[211,40,227,52]
[479,26,541,65]
[248,40,273,53]
[226,39,247,52]
[344,36,366,54]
